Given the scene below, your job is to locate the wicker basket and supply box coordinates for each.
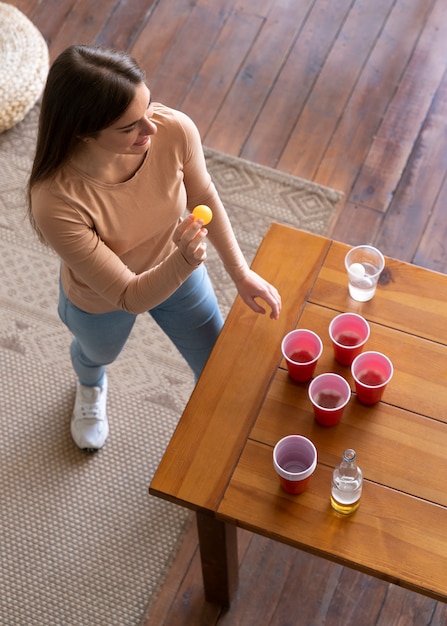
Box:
[0,3,49,132]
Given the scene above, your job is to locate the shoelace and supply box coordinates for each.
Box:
[80,404,103,420]
[78,386,104,420]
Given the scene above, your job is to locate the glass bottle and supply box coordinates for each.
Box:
[330,448,363,514]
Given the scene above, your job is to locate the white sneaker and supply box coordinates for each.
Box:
[71,375,109,451]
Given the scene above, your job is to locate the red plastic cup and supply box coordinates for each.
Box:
[281,329,323,382]
[329,312,370,366]
[308,373,351,426]
[273,435,317,494]
[351,351,393,405]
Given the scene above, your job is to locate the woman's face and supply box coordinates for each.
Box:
[91,82,157,155]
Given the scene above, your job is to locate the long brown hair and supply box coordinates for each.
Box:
[27,45,146,241]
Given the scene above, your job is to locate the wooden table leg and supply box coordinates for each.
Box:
[196,510,239,608]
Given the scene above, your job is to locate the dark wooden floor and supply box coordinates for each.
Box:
[13,0,447,624]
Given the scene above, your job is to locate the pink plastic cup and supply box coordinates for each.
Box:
[329,312,370,366]
[281,329,323,382]
[308,373,351,427]
[273,435,317,494]
[351,351,393,405]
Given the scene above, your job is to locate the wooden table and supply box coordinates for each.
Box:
[149,224,447,608]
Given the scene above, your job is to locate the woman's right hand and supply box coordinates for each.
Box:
[173,214,208,266]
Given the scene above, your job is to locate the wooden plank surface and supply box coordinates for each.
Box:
[241,0,353,167]
[142,2,238,109]
[329,201,384,248]
[314,0,434,197]
[252,367,447,504]
[309,241,447,344]
[218,439,447,602]
[278,0,395,179]
[377,63,447,266]
[280,302,447,422]
[42,0,114,60]
[351,0,447,213]
[151,226,447,606]
[213,228,447,603]
[130,0,198,93]
[96,0,158,50]
[27,0,78,54]
[203,0,314,154]
[150,226,331,511]
[180,9,263,137]
[414,168,447,272]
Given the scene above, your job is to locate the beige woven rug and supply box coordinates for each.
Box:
[0,106,342,626]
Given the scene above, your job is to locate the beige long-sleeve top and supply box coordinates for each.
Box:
[31,104,249,314]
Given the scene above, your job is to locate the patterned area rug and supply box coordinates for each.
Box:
[0,106,342,626]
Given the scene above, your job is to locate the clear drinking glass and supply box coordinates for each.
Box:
[344,245,385,302]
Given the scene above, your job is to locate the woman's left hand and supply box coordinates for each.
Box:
[235,270,281,320]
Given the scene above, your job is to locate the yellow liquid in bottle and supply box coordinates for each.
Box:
[330,493,360,515]
[331,449,362,515]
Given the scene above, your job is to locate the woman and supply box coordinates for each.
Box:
[28,45,281,451]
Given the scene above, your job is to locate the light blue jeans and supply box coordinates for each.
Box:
[58,264,224,386]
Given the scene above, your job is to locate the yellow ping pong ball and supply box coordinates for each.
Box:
[192,205,213,225]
